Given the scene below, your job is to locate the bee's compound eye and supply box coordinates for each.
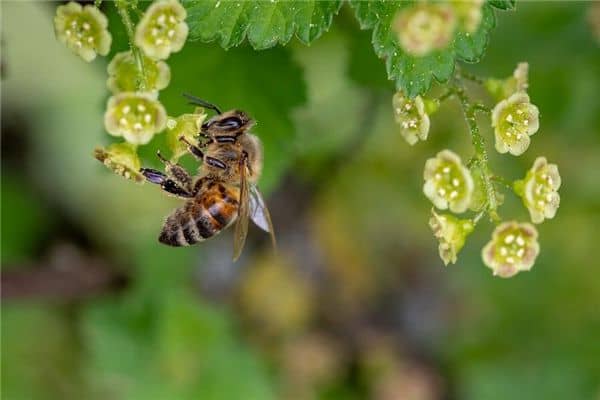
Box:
[216,116,242,130]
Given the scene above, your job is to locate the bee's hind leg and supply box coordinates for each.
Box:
[140,168,194,198]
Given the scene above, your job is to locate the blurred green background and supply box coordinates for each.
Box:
[2,2,599,399]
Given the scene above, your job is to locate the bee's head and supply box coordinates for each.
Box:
[182,93,253,140]
[201,110,254,138]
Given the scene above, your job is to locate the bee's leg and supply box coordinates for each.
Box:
[140,168,193,198]
[155,151,194,193]
[178,136,206,160]
[178,136,227,170]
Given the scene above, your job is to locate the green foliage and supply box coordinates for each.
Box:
[2,305,86,399]
[82,291,276,400]
[349,1,497,97]
[1,177,50,266]
[488,0,517,11]
[184,0,342,50]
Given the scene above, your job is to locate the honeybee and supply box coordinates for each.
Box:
[140,94,276,261]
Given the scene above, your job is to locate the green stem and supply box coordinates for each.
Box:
[437,89,454,103]
[116,0,147,91]
[453,80,501,223]
[490,175,513,191]
[456,66,486,84]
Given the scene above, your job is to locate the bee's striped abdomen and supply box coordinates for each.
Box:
[158,183,239,247]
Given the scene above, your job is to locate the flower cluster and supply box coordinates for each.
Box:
[54,2,111,62]
[53,0,191,181]
[397,61,561,277]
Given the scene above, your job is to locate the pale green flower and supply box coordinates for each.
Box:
[135,0,188,60]
[94,142,143,182]
[392,3,457,57]
[392,92,431,145]
[104,92,167,145]
[54,2,111,62]
[482,221,540,278]
[491,92,540,156]
[423,150,474,213]
[452,0,484,33]
[515,157,561,224]
[107,51,171,94]
[429,209,474,265]
[166,109,208,161]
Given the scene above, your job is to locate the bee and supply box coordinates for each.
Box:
[140,94,276,261]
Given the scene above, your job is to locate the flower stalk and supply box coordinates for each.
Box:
[116,0,147,91]
[453,79,500,222]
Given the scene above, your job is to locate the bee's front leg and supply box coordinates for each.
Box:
[140,168,194,198]
[179,136,206,161]
[155,150,194,193]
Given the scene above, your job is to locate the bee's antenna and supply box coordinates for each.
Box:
[182,93,222,114]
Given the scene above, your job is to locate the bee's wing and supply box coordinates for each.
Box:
[249,185,277,250]
[233,158,250,261]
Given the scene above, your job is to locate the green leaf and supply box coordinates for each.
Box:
[349,1,497,97]
[488,0,517,11]
[183,0,342,50]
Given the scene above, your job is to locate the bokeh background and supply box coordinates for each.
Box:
[2,2,600,399]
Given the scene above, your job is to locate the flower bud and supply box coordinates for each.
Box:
[392,3,457,57]
[485,62,530,101]
[166,110,208,161]
[429,209,474,265]
[107,51,171,94]
[491,92,539,156]
[514,157,561,224]
[135,0,188,60]
[482,221,540,278]
[104,92,167,145]
[392,92,430,145]
[423,150,474,213]
[94,142,143,182]
[54,2,111,62]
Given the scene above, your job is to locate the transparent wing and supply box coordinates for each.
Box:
[232,157,249,261]
[249,185,277,250]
